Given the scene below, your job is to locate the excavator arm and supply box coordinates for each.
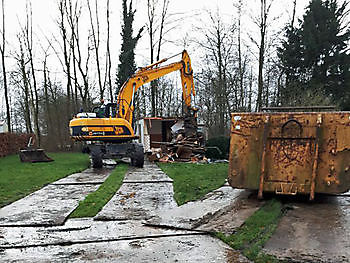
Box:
[116,50,196,124]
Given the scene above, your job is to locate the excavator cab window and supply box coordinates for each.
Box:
[92,103,117,118]
[105,103,117,118]
[93,106,106,118]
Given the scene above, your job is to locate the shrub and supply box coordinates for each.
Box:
[205,136,230,159]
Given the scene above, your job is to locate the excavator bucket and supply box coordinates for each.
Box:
[19,149,54,163]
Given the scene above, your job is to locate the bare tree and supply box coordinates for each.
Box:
[146,0,171,116]
[235,0,246,109]
[21,3,41,145]
[249,0,276,111]
[0,0,10,132]
[42,46,53,137]
[66,0,91,109]
[105,0,113,102]
[256,0,267,111]
[87,0,104,100]
[196,9,236,136]
[12,35,32,134]
[58,0,73,118]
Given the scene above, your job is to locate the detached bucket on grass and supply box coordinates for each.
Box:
[19,136,54,163]
[19,149,54,163]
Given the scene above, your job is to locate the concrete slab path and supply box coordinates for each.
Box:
[52,168,112,185]
[0,161,254,262]
[95,163,177,221]
[146,187,261,231]
[0,168,113,226]
[0,218,199,249]
[1,234,251,263]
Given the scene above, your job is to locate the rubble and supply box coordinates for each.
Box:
[147,132,207,163]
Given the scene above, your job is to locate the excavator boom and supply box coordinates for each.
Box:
[116,50,195,124]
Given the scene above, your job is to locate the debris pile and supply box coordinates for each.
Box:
[148,119,207,163]
[148,138,207,163]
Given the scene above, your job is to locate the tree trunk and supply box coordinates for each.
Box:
[0,0,10,132]
[256,0,266,112]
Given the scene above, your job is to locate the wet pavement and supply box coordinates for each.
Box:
[146,187,261,231]
[1,234,249,263]
[0,184,100,226]
[0,167,113,226]
[123,164,174,183]
[95,182,177,221]
[196,195,262,234]
[52,168,112,185]
[1,159,349,262]
[0,219,199,248]
[95,163,177,221]
[263,194,350,263]
[0,161,254,262]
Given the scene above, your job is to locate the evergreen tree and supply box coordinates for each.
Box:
[278,26,306,105]
[116,0,143,94]
[278,0,350,109]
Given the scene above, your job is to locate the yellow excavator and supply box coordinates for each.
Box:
[69,50,197,168]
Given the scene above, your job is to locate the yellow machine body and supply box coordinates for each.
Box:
[70,117,136,143]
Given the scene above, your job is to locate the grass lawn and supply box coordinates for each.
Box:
[158,162,228,205]
[69,163,128,218]
[0,152,90,208]
[216,199,284,263]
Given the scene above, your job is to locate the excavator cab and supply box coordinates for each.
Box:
[92,103,117,118]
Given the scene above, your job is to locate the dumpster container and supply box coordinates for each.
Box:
[228,109,350,200]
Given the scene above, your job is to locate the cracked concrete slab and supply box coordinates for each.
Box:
[95,163,177,221]
[146,187,256,230]
[0,218,200,248]
[0,234,250,263]
[52,168,113,185]
[123,163,173,183]
[95,182,177,220]
[263,195,350,263]
[0,184,99,226]
[196,196,262,234]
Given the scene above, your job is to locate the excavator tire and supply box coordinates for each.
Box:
[131,144,144,168]
[91,148,103,168]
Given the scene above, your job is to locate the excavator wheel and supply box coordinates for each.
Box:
[131,144,144,168]
[91,148,103,168]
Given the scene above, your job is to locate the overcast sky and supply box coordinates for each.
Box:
[0,0,311,112]
[3,0,310,64]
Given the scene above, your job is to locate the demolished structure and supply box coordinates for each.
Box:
[135,117,207,163]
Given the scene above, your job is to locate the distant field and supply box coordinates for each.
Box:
[158,162,228,205]
[0,153,90,208]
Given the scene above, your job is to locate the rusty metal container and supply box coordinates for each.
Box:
[228,109,350,200]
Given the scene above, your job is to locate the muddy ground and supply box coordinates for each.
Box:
[0,161,349,262]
